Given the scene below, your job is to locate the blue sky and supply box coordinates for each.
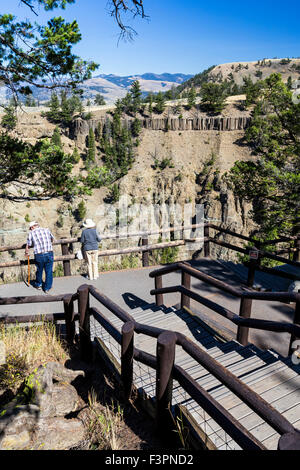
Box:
[3,0,300,76]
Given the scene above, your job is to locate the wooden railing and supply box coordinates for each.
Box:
[1,284,299,450]
[0,223,300,296]
[204,223,300,264]
[0,222,299,284]
[0,223,204,275]
[149,262,300,356]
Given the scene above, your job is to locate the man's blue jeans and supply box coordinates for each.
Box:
[34,251,54,291]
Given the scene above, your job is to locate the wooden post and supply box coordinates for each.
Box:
[293,235,300,263]
[204,225,210,257]
[121,321,135,400]
[247,246,260,288]
[77,285,92,361]
[61,238,71,276]
[155,275,164,306]
[156,331,176,434]
[237,244,259,345]
[63,294,75,345]
[288,298,300,356]
[181,270,191,310]
[237,297,253,345]
[142,237,149,267]
[278,431,300,450]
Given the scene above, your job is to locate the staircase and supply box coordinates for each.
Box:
[90,301,300,450]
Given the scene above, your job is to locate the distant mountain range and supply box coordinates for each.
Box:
[2,58,299,106]
[0,72,193,105]
[81,72,193,104]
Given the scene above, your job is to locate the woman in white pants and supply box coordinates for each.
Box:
[80,219,101,280]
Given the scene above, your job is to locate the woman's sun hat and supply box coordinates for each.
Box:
[83,219,96,228]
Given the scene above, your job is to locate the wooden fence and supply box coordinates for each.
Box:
[149,261,300,356]
[0,223,205,275]
[0,223,299,286]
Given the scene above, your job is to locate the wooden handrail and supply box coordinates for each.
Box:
[150,262,300,303]
[0,292,78,305]
[1,223,299,281]
[149,262,300,355]
[0,240,186,269]
[0,223,205,253]
[149,285,300,337]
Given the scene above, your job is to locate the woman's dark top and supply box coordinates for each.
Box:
[80,228,101,251]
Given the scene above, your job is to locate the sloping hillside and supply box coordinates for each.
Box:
[210,58,300,85]
[174,58,300,95]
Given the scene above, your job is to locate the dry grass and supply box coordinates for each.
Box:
[0,319,69,393]
[87,388,124,450]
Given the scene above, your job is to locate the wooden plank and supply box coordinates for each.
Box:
[175,404,217,450]
[140,345,250,397]
[182,400,238,450]
[190,363,299,446]
[262,418,300,450]
[172,354,280,414]
[92,304,299,451]
[218,401,300,450]
[208,388,300,447]
[222,402,300,450]
[209,359,300,407]
[201,369,300,439]
[194,353,275,392]
[172,347,258,398]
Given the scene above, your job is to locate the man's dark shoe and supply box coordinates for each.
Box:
[34,285,42,290]
[44,289,52,294]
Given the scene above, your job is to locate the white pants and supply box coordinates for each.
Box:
[84,250,99,280]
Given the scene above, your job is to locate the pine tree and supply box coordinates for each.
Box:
[86,127,96,164]
[60,90,72,124]
[154,92,165,114]
[71,147,80,163]
[1,103,17,130]
[68,93,84,116]
[24,96,36,107]
[120,92,132,115]
[228,74,300,240]
[47,92,61,122]
[94,94,106,106]
[131,117,141,137]
[200,83,227,113]
[148,93,154,114]
[187,87,197,109]
[51,126,62,148]
[130,80,142,115]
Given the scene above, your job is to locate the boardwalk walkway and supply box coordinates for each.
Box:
[1,257,299,450]
[91,301,300,450]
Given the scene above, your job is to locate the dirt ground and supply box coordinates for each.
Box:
[64,345,170,451]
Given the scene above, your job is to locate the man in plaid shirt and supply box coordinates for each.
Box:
[25,221,54,293]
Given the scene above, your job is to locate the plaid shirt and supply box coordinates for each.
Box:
[27,227,54,255]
